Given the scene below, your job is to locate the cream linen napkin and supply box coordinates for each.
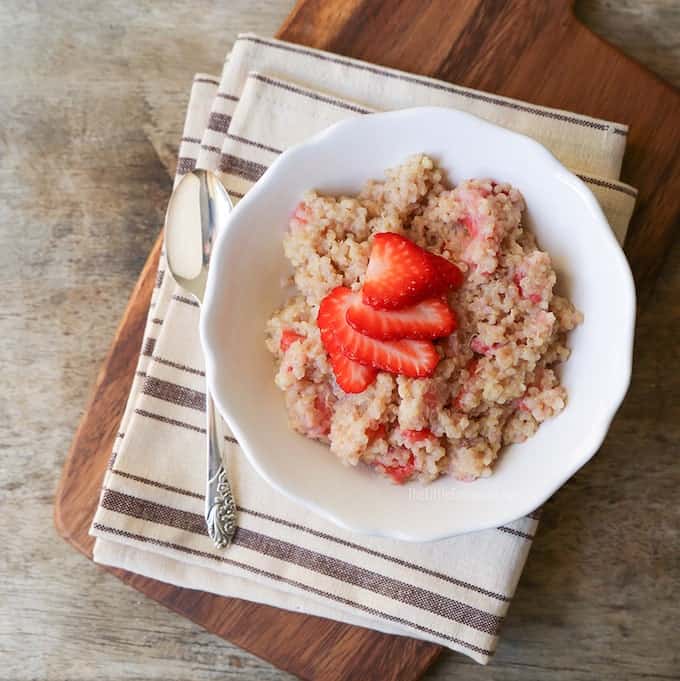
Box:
[91,35,637,664]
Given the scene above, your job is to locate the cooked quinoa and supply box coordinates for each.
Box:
[265,155,583,483]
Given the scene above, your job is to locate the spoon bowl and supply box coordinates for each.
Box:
[165,169,234,304]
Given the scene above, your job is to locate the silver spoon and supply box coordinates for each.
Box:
[164,169,236,548]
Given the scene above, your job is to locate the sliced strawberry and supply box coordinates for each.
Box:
[402,428,436,443]
[318,289,377,393]
[362,233,441,310]
[280,329,305,352]
[330,352,377,394]
[318,294,343,356]
[340,326,440,378]
[346,295,455,340]
[321,287,440,377]
[363,233,464,309]
[319,287,440,378]
[428,253,464,289]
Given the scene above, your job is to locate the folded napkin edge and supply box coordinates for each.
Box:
[238,68,637,198]
[235,33,630,133]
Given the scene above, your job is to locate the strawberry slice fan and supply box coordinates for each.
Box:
[317,233,463,392]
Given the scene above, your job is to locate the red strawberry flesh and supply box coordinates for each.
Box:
[346,295,456,340]
[402,428,436,443]
[362,233,463,310]
[362,233,440,310]
[329,352,377,394]
[280,329,305,352]
[428,252,464,289]
[318,287,439,379]
[366,423,388,444]
[318,289,376,393]
[383,451,416,484]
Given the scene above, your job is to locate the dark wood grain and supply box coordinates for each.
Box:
[54,1,680,679]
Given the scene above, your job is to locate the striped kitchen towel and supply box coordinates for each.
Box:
[90,34,636,664]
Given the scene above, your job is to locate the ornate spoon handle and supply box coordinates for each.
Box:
[205,391,236,548]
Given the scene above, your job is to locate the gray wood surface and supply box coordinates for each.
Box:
[1,1,678,679]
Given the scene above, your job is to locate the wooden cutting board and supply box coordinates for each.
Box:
[55,1,680,679]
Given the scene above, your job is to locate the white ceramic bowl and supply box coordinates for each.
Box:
[201,107,635,541]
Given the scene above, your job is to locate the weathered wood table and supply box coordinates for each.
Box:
[1,1,678,679]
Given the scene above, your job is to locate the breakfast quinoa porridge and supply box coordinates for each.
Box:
[265,155,583,484]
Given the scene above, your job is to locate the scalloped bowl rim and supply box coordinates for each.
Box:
[200,106,635,541]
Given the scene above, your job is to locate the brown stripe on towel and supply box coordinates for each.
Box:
[142,337,156,357]
[216,92,239,102]
[177,157,196,175]
[226,134,283,155]
[239,36,627,136]
[578,175,638,198]
[238,506,512,602]
[236,526,504,633]
[172,294,200,307]
[219,154,268,182]
[101,488,205,533]
[142,376,205,412]
[151,355,205,377]
[134,408,206,434]
[108,468,516,601]
[111,469,203,499]
[223,187,245,199]
[497,526,534,541]
[208,112,232,133]
[250,74,372,115]
[193,76,220,85]
[93,523,493,656]
[111,469,205,499]
[98,490,503,635]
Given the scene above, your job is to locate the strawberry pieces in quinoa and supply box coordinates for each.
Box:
[366,423,388,444]
[470,336,505,356]
[362,233,463,310]
[513,271,542,304]
[312,393,333,436]
[319,287,439,379]
[291,202,309,224]
[346,295,455,340]
[279,329,305,352]
[383,450,416,484]
[402,428,436,443]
